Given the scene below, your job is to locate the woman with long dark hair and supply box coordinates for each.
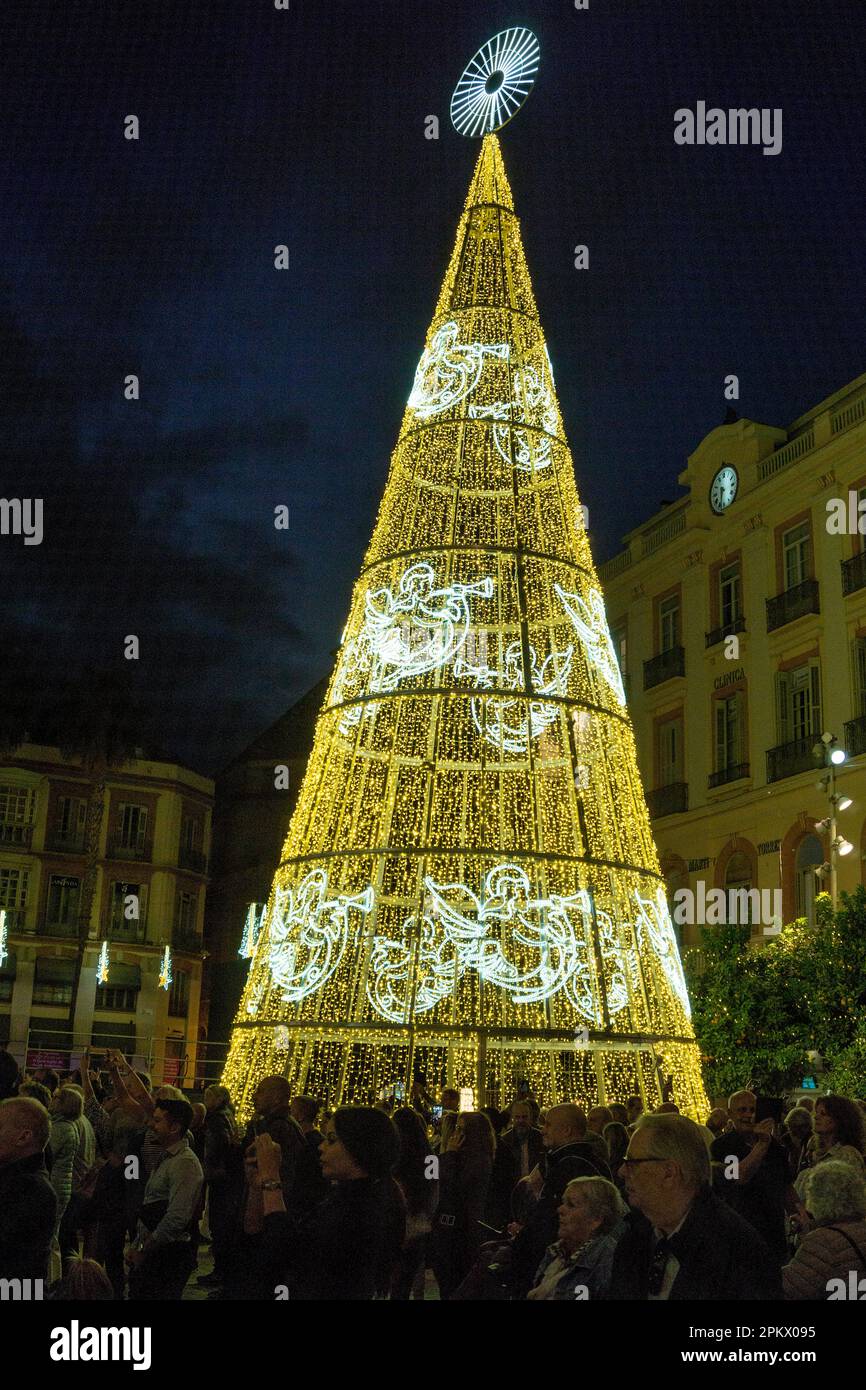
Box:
[391,1106,438,1299]
[431,1110,496,1299]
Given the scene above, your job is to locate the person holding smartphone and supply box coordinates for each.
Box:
[710,1090,807,1265]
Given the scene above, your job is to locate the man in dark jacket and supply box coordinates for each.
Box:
[509,1104,609,1296]
[0,1096,58,1283]
[608,1112,782,1299]
[222,1075,323,1299]
[487,1101,544,1229]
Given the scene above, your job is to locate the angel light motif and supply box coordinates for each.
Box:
[555,584,626,707]
[268,869,374,1003]
[366,915,461,1023]
[330,562,494,734]
[364,863,631,1020]
[455,639,573,754]
[407,320,510,419]
[469,348,558,474]
[633,887,691,1018]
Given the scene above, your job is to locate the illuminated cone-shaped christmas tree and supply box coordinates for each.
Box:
[223,134,708,1119]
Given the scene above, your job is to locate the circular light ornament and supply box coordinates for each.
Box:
[450,28,540,137]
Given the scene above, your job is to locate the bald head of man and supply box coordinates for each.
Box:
[540,1104,587,1150]
[0,1096,51,1166]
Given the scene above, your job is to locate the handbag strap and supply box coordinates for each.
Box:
[826,1225,866,1266]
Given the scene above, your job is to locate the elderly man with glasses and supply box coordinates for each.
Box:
[607,1114,782,1300]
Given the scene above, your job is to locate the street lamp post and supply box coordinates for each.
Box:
[813,732,853,913]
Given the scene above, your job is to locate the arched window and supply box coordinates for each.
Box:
[795,834,824,927]
[724,849,756,932]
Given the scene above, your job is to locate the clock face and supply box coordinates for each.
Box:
[710,465,738,515]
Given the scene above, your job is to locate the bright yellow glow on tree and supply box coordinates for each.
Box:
[222,135,708,1120]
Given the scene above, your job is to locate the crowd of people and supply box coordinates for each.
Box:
[1,1045,865,1301]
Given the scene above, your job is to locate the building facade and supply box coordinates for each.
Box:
[600,371,866,966]
[0,743,213,1084]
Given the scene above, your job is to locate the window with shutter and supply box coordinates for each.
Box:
[775,670,790,744]
[853,639,866,716]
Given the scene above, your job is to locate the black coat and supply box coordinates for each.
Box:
[487,1127,545,1227]
[0,1152,58,1282]
[510,1141,606,1295]
[607,1187,783,1300]
[262,1176,406,1300]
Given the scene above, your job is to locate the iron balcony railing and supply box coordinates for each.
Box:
[841,550,866,598]
[178,846,208,874]
[705,615,746,649]
[646,783,688,819]
[708,763,750,789]
[107,839,151,862]
[44,828,87,853]
[643,645,685,691]
[0,823,33,848]
[766,735,820,784]
[766,578,819,633]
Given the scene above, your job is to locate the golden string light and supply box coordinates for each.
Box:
[222,135,709,1122]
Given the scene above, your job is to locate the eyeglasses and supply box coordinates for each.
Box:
[621,1155,667,1168]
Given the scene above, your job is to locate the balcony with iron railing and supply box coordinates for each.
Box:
[37,917,80,938]
[0,822,33,848]
[177,846,208,874]
[708,762,750,789]
[107,838,151,862]
[44,828,87,854]
[646,782,688,819]
[844,713,866,757]
[766,734,820,784]
[841,549,866,598]
[105,916,149,945]
[705,615,746,649]
[766,578,819,633]
[643,645,685,691]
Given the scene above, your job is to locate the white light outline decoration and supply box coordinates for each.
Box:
[331,562,494,733]
[364,863,635,1025]
[97,940,110,985]
[456,639,573,754]
[634,886,692,1018]
[555,584,627,707]
[268,868,374,1003]
[158,944,173,992]
[239,903,265,960]
[407,320,509,419]
[0,910,7,969]
[450,28,540,137]
[470,357,558,474]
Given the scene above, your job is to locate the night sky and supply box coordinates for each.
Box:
[2,0,865,774]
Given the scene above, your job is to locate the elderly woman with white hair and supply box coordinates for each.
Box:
[783,1160,866,1299]
[526,1176,627,1300]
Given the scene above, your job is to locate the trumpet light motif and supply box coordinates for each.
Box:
[268,869,374,1003]
[455,640,573,753]
[97,940,110,985]
[408,320,509,419]
[362,862,635,1024]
